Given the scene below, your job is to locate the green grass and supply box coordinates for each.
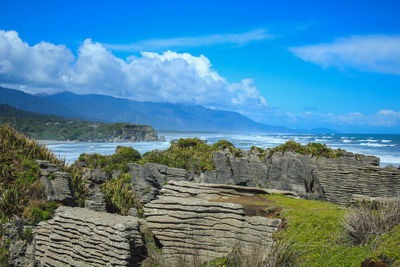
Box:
[266,194,399,266]
[211,194,399,266]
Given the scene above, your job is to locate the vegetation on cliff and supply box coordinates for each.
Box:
[77,146,142,215]
[0,104,158,141]
[0,124,62,263]
[270,140,344,158]
[0,124,62,223]
[140,138,245,173]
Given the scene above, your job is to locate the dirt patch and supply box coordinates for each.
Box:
[210,195,282,218]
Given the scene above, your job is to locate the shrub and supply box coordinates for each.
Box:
[271,140,343,158]
[22,227,33,242]
[211,140,235,151]
[22,200,59,224]
[0,124,63,222]
[140,138,215,173]
[102,178,141,216]
[343,198,400,245]
[78,146,141,175]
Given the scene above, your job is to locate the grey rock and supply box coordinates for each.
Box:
[128,208,139,217]
[33,206,147,266]
[144,180,283,263]
[82,168,108,184]
[36,160,75,206]
[0,219,36,267]
[128,163,195,203]
[201,149,400,205]
[84,184,107,212]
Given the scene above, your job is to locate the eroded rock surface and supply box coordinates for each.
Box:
[144,180,282,263]
[128,163,195,203]
[36,160,75,206]
[200,150,400,204]
[82,168,107,212]
[33,206,146,266]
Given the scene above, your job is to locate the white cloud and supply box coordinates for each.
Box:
[0,30,267,111]
[290,35,400,75]
[103,29,274,52]
[0,30,74,87]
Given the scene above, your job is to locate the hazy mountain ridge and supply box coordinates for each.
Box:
[0,87,337,133]
[0,87,293,132]
[43,91,292,132]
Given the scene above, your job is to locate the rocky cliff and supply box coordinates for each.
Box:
[130,149,400,205]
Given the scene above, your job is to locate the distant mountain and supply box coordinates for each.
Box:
[0,87,78,118]
[41,91,292,133]
[0,104,63,120]
[0,87,293,132]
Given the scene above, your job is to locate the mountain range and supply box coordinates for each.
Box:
[0,87,333,133]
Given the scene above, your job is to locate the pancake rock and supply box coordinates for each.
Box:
[200,150,400,205]
[36,160,75,206]
[144,180,284,263]
[33,206,146,266]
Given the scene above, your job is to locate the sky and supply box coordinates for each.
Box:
[0,0,400,133]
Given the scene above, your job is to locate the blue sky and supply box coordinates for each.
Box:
[0,0,400,133]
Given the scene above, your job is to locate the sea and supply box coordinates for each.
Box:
[39,132,400,167]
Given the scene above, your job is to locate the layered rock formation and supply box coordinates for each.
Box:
[144,180,283,262]
[83,169,108,212]
[36,160,75,206]
[110,124,161,142]
[130,149,400,205]
[129,163,195,203]
[33,206,146,266]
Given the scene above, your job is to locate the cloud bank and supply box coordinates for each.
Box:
[103,28,273,52]
[0,29,399,131]
[290,35,400,75]
[0,30,267,111]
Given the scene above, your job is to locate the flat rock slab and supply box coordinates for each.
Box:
[33,206,146,266]
[144,180,282,263]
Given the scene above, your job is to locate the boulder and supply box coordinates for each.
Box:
[84,184,107,212]
[128,163,195,203]
[36,160,75,206]
[33,206,146,266]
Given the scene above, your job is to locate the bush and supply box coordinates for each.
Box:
[343,198,400,245]
[271,140,343,158]
[140,138,215,173]
[78,146,141,175]
[102,178,141,216]
[211,140,235,151]
[22,227,33,242]
[0,124,64,222]
[22,200,59,224]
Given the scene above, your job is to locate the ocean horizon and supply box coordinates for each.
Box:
[40,131,400,167]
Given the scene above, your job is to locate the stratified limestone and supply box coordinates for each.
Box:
[316,160,400,205]
[144,180,283,263]
[36,160,75,206]
[128,163,195,204]
[200,150,400,205]
[33,206,146,267]
[82,168,108,212]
